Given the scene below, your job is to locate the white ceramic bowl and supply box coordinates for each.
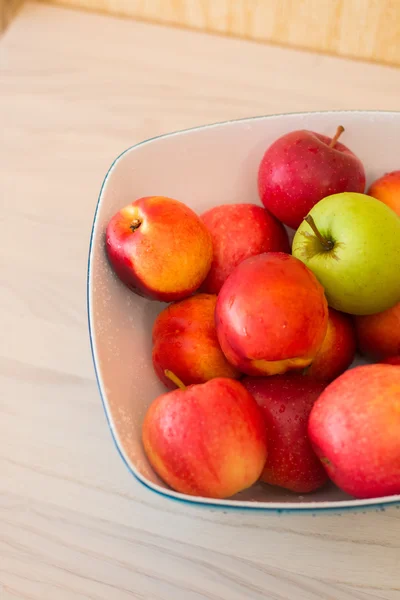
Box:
[88,110,400,512]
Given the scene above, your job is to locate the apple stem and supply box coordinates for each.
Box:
[164,369,186,390]
[304,215,334,251]
[130,219,141,232]
[329,125,345,148]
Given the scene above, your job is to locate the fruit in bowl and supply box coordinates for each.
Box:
[89,110,400,511]
[304,308,356,383]
[308,364,400,499]
[292,192,400,315]
[368,170,400,216]
[200,203,290,294]
[215,252,328,376]
[152,293,240,388]
[243,374,328,493]
[106,195,213,301]
[258,126,366,229]
[354,301,400,360]
[142,375,268,499]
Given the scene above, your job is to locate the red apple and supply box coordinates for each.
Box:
[380,356,400,366]
[368,170,400,217]
[152,293,240,389]
[258,127,366,229]
[142,375,268,498]
[243,375,328,493]
[215,252,328,376]
[200,203,290,294]
[308,364,400,499]
[354,301,400,360]
[304,308,356,382]
[106,196,213,301]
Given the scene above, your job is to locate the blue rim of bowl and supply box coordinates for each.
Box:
[87,110,400,514]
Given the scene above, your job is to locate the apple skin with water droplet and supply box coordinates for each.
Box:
[215,252,328,376]
[142,377,268,499]
[308,364,400,499]
[105,196,213,302]
[258,128,366,230]
[292,192,400,315]
[242,374,328,493]
[152,293,241,389]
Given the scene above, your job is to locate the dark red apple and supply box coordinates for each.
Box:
[380,356,400,366]
[242,374,328,493]
[258,127,366,229]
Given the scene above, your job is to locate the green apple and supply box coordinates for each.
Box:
[292,192,400,315]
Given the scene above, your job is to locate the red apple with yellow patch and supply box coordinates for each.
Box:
[304,308,356,382]
[201,203,290,294]
[142,375,268,498]
[368,170,400,217]
[106,196,213,301]
[152,294,240,389]
[308,364,400,499]
[354,301,400,360]
[215,253,328,376]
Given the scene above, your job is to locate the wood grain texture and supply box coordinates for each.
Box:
[38,0,400,66]
[1,2,400,598]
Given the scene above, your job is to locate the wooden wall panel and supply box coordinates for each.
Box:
[2,1,399,65]
[36,0,400,65]
[1,0,23,31]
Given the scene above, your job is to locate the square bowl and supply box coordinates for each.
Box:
[88,110,400,513]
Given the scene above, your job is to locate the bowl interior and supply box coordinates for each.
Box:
[88,111,400,511]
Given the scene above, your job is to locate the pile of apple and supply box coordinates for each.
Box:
[106,126,400,501]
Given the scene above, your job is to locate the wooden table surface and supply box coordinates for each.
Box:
[1,3,400,599]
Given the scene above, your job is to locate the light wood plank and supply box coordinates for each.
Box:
[38,0,400,65]
[1,3,400,599]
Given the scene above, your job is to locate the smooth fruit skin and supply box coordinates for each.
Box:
[152,294,241,389]
[381,356,400,365]
[292,192,400,315]
[308,364,400,499]
[354,301,400,360]
[243,375,328,493]
[200,203,290,294]
[106,196,213,302]
[368,170,400,217]
[258,130,365,229]
[305,308,356,382]
[142,378,268,499]
[215,253,328,376]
